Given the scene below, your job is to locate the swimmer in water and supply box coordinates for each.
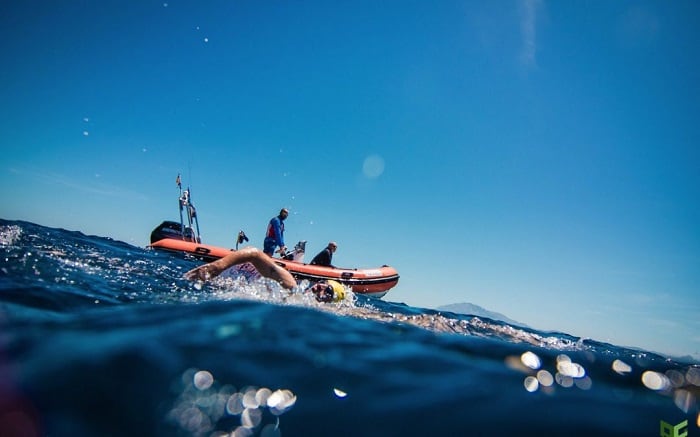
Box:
[184,246,345,302]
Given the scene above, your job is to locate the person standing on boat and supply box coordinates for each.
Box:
[263,208,289,257]
[310,241,337,267]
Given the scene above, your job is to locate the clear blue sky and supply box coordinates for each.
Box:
[2,1,698,359]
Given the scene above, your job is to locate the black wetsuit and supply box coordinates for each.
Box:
[310,247,333,267]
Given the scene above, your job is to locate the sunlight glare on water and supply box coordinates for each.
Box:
[523,376,539,393]
[536,370,554,387]
[520,351,541,370]
[641,371,670,391]
[612,359,632,375]
[242,387,260,409]
[508,351,596,393]
[333,388,348,398]
[194,370,214,390]
[256,388,272,406]
[267,389,297,416]
[241,408,263,428]
[666,369,686,388]
[673,389,696,414]
[168,369,296,435]
[226,393,245,415]
[688,368,700,386]
[556,354,586,378]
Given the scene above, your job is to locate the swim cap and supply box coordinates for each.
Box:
[326,280,345,302]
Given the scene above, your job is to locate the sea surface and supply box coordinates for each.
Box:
[1,218,698,436]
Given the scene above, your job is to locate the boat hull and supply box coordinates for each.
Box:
[149,237,399,297]
[271,259,399,298]
[150,238,234,263]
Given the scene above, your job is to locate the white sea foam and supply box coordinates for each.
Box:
[0,225,22,246]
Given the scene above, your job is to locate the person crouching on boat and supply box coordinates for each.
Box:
[310,241,337,267]
[183,247,346,303]
[263,208,288,257]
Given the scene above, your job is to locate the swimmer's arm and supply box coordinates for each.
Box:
[185,247,296,289]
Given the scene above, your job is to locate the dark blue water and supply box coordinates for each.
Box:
[1,219,698,436]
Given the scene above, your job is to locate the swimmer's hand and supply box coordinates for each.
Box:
[184,262,224,282]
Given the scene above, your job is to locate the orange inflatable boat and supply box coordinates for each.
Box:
[149,220,399,298]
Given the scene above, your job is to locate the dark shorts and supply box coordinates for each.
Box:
[263,237,277,256]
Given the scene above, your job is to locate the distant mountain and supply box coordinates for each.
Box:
[436,302,528,328]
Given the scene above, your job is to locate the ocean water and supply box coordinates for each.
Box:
[1,218,698,437]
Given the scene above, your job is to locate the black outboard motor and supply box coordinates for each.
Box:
[150,221,190,244]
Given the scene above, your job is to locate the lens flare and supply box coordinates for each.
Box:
[612,359,632,375]
[641,371,670,391]
[362,154,385,179]
[524,376,539,392]
[169,369,296,435]
[521,351,541,370]
[194,370,214,390]
[537,370,554,387]
[686,367,700,386]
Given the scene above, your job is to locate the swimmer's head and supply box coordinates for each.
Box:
[309,280,346,302]
[326,280,344,301]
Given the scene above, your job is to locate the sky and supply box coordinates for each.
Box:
[1,1,698,359]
